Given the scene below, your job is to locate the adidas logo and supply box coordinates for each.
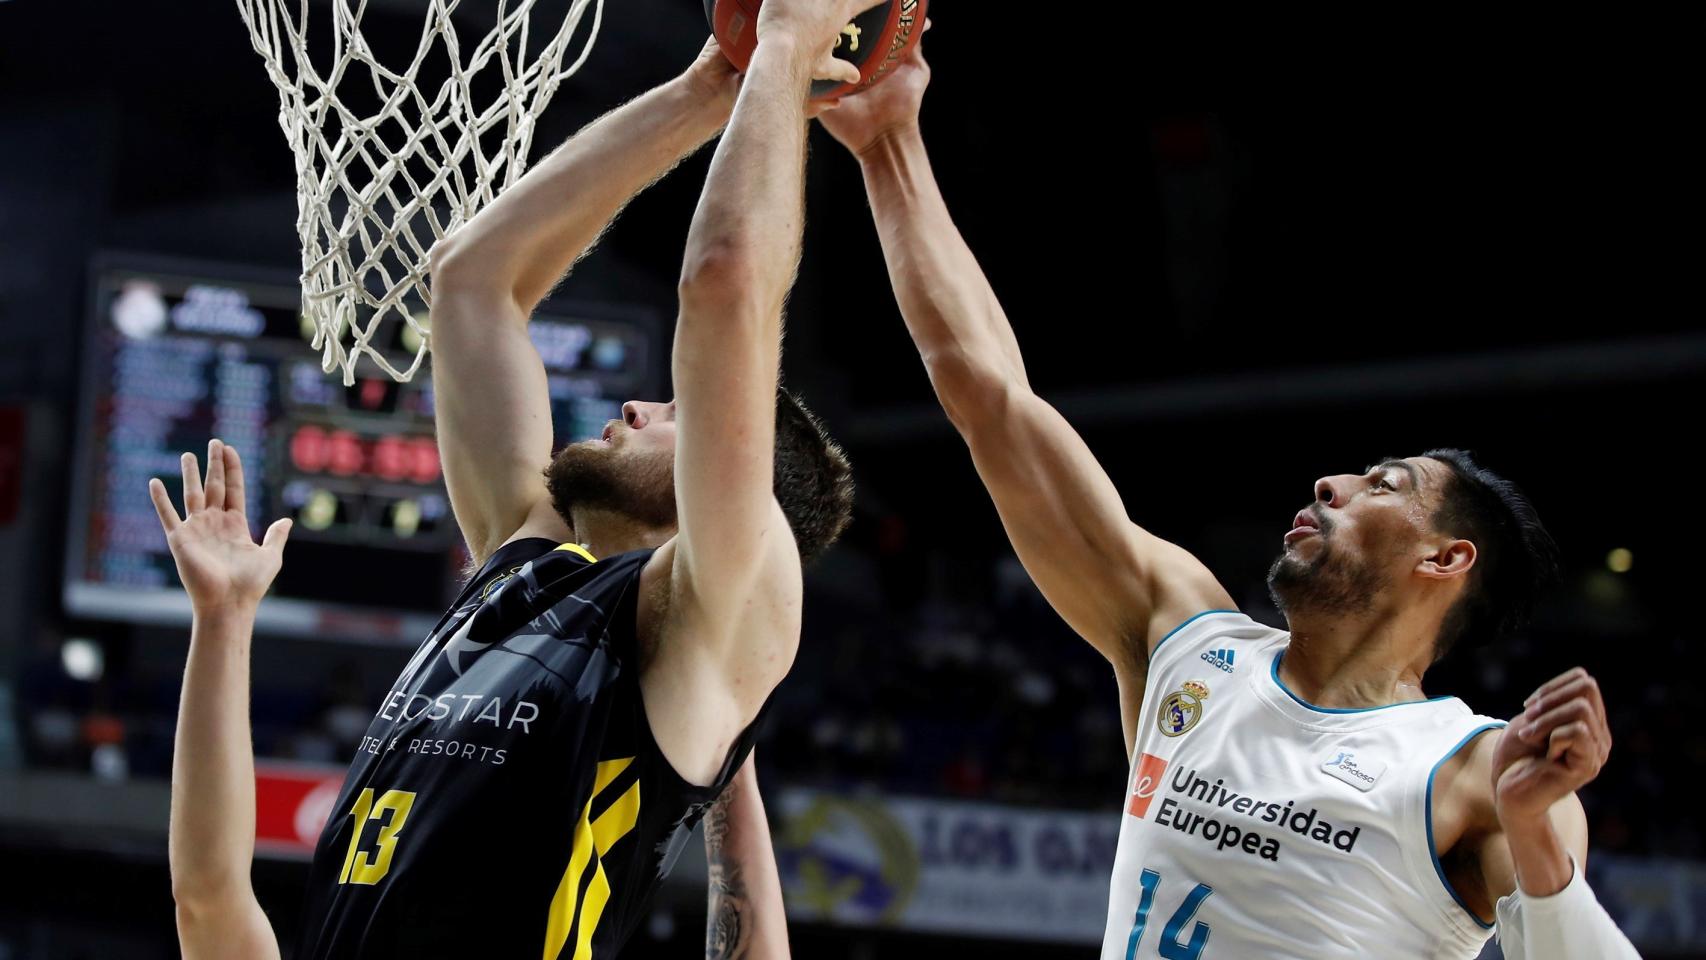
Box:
[1200,648,1236,673]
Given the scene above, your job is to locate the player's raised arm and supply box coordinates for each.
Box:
[657,0,876,727]
[427,45,741,564]
[151,441,289,960]
[821,33,1234,675]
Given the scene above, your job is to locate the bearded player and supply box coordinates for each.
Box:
[156,443,793,960]
[819,24,1640,960]
[162,3,883,956]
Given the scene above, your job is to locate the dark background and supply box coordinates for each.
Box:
[2,1,1702,957]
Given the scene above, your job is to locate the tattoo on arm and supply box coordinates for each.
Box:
[705,797,750,960]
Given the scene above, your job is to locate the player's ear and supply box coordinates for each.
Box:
[1417,539,1475,580]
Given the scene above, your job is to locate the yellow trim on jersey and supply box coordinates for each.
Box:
[543,801,598,959]
[590,755,631,796]
[541,757,642,960]
[591,780,641,855]
[554,542,598,563]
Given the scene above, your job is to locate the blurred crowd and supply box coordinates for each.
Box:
[14,541,1701,861]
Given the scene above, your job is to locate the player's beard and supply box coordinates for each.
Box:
[544,439,677,532]
[1266,518,1386,619]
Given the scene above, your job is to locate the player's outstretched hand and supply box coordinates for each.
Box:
[1492,667,1613,826]
[819,18,932,155]
[149,439,291,614]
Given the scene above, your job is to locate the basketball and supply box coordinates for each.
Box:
[704,0,927,100]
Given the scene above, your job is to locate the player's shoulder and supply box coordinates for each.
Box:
[1429,712,1511,837]
[1445,721,1503,787]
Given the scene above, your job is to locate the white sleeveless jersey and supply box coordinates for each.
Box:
[1101,611,1506,960]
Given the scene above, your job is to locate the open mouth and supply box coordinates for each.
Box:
[1285,509,1322,543]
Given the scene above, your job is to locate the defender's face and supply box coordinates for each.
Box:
[1268,456,1449,617]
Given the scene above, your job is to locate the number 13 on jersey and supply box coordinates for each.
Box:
[338,787,417,885]
[1127,869,1214,959]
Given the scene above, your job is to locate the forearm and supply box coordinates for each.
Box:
[857,127,1029,399]
[680,35,813,311]
[1503,817,1575,898]
[435,76,731,313]
[169,604,261,904]
[669,34,815,566]
[705,761,790,960]
[1495,855,1639,959]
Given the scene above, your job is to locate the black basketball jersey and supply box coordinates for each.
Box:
[297,539,764,959]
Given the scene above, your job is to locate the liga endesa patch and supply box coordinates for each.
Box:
[1152,766,1364,862]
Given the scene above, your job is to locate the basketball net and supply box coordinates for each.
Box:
[235,0,604,383]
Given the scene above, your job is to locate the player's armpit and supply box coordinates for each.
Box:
[641,532,802,786]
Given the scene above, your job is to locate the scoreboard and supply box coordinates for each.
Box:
[64,256,659,642]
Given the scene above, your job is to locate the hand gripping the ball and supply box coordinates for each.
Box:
[707,0,927,101]
[683,35,747,110]
[757,0,890,87]
[819,17,931,155]
[683,35,850,119]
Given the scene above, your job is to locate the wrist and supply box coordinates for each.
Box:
[751,29,809,71]
[854,121,924,165]
[1499,810,1574,897]
[672,70,737,119]
[190,599,262,625]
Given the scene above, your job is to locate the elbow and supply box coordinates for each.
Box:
[678,239,770,312]
[427,234,476,291]
[428,233,511,303]
[922,346,1021,434]
[174,897,209,932]
[428,238,525,330]
[171,873,233,916]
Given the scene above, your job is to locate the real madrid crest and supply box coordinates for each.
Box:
[1157,679,1210,737]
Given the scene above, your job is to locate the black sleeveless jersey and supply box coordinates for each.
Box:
[297,539,764,959]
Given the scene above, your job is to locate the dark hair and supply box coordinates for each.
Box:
[1422,449,1560,660]
[774,388,854,564]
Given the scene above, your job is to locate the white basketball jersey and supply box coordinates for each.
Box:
[1101,611,1505,960]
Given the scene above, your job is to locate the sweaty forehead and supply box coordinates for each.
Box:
[1368,457,1448,498]
[1402,457,1452,506]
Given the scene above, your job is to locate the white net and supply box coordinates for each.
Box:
[236,0,605,383]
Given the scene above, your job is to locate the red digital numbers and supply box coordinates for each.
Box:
[290,424,440,484]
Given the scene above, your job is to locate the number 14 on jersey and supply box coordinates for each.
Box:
[1126,869,1214,959]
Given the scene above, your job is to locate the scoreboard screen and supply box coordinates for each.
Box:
[64,256,659,642]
